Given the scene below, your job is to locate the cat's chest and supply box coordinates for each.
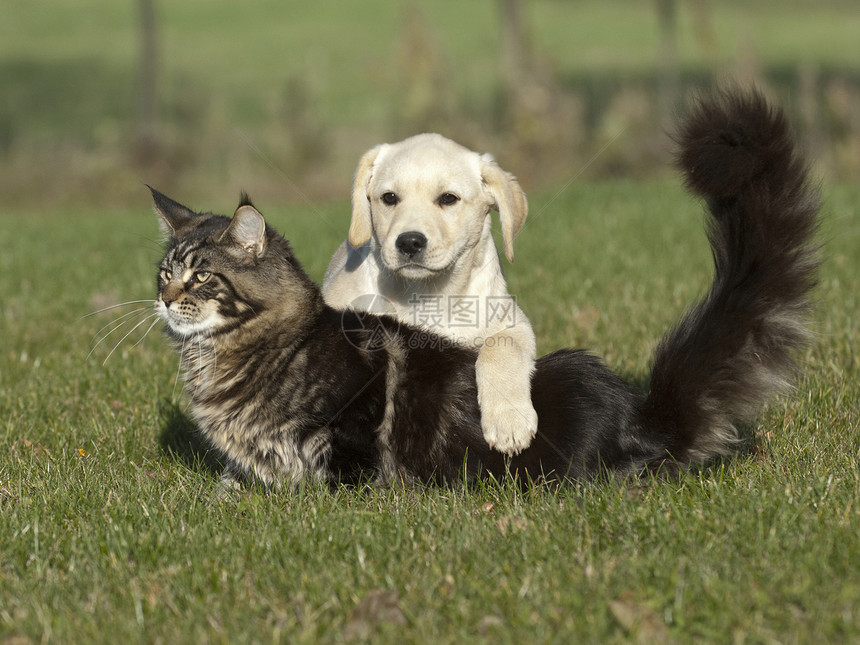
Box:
[192,393,331,486]
[180,344,322,483]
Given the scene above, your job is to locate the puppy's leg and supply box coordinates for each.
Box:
[474,324,538,455]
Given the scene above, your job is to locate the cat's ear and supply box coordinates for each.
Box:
[222,203,267,258]
[149,186,199,239]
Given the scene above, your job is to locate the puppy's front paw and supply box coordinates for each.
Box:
[479,388,538,456]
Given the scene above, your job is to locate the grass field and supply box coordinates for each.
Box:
[1,178,858,643]
[3,0,859,641]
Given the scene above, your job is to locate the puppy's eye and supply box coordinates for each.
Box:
[194,271,211,284]
[381,192,399,206]
[437,193,460,207]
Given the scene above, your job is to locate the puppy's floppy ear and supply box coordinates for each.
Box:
[349,144,384,248]
[480,154,528,263]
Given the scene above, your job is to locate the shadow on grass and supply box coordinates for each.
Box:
[157,399,224,478]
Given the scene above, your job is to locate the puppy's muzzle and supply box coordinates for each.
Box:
[395,231,428,259]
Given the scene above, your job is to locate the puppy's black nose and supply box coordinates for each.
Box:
[395,231,427,258]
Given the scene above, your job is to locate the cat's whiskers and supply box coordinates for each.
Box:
[201,329,217,390]
[82,299,156,319]
[88,307,156,361]
[173,335,188,398]
[130,316,161,351]
[212,333,218,386]
[173,329,217,395]
[89,306,152,348]
[102,313,160,366]
[195,334,205,391]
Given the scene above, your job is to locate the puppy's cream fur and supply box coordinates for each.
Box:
[323,133,537,455]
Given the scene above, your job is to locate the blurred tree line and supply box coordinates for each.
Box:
[5,0,858,209]
[132,0,858,201]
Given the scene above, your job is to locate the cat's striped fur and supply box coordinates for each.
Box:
[153,89,819,488]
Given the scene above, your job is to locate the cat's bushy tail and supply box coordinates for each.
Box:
[639,88,820,463]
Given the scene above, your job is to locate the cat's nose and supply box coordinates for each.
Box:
[162,283,182,307]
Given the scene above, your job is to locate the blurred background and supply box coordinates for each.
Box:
[3,0,860,211]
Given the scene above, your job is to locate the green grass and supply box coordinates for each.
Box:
[1,180,858,643]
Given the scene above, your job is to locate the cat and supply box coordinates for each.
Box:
[152,89,819,489]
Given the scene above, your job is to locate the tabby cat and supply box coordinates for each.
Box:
[154,90,819,488]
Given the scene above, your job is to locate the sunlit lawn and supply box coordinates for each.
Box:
[1,180,857,642]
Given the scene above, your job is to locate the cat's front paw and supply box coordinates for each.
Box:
[211,465,245,501]
[478,387,538,456]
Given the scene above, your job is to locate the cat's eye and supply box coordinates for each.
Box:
[381,192,399,206]
[437,192,460,207]
[194,271,211,284]
[161,269,172,281]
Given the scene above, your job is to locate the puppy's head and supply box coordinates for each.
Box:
[349,133,527,280]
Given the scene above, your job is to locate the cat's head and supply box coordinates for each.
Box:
[151,187,314,339]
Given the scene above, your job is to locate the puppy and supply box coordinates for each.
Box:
[323,134,537,455]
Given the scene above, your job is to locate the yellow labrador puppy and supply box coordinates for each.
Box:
[322,133,537,455]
